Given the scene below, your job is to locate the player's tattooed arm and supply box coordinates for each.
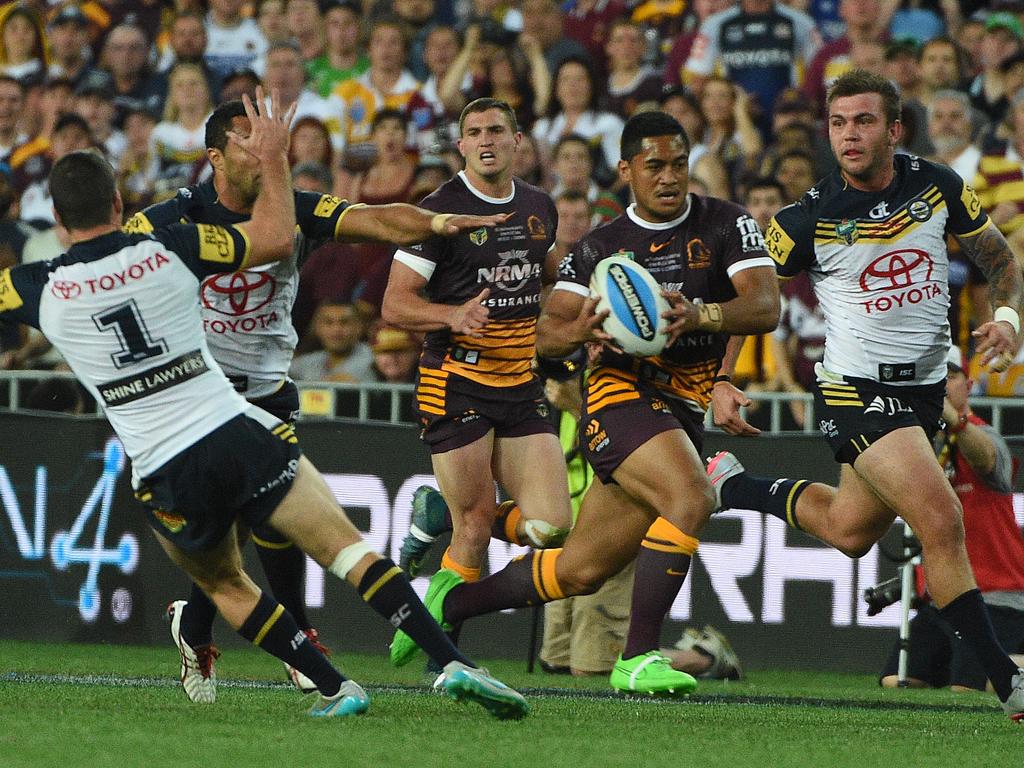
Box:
[956,224,1023,314]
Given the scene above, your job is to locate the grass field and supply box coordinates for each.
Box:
[1,640,1019,768]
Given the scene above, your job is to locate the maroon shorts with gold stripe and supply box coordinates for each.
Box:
[580,368,705,483]
[415,367,555,454]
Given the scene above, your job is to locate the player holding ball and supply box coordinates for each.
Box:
[391,110,779,695]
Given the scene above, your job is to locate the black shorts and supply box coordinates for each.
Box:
[581,381,704,484]
[133,410,302,552]
[249,379,300,425]
[416,369,555,454]
[813,374,944,464]
[879,602,1024,689]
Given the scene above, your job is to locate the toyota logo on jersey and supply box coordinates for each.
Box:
[858,249,941,315]
[200,270,276,316]
[50,280,81,300]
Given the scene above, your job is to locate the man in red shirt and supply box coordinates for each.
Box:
[880,345,1024,690]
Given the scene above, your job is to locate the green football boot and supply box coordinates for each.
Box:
[609,651,698,696]
[398,486,452,577]
[389,568,463,667]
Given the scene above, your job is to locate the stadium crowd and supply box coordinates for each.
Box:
[1,0,1024,400]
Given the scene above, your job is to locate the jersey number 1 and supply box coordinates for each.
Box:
[93,299,168,368]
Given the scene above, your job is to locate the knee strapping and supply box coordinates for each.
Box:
[328,541,375,580]
[522,518,569,548]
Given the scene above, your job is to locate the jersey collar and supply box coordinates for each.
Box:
[625,195,692,230]
[62,230,135,265]
[458,170,515,204]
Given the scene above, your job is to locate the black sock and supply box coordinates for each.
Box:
[238,592,343,696]
[940,589,1019,701]
[357,558,472,668]
[181,582,217,646]
[253,532,312,630]
[721,474,810,530]
[444,550,562,625]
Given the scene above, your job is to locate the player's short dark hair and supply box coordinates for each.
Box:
[205,99,247,150]
[458,97,518,137]
[827,69,902,125]
[620,110,689,162]
[743,176,786,202]
[51,150,116,229]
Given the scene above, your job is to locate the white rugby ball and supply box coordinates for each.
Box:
[590,255,669,357]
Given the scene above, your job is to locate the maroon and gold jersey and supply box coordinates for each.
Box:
[393,171,557,388]
[556,196,773,411]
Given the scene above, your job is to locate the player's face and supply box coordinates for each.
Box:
[745,187,784,231]
[458,108,520,181]
[620,134,689,222]
[216,116,262,206]
[828,93,900,190]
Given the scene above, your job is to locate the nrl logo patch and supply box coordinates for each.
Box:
[836,219,858,245]
[907,199,932,222]
[469,228,488,246]
[613,249,635,261]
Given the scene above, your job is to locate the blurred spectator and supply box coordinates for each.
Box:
[156,12,220,99]
[370,327,419,383]
[290,299,375,382]
[0,5,47,84]
[957,14,987,80]
[415,25,462,156]
[968,12,1024,125]
[292,160,334,193]
[699,77,763,193]
[664,0,734,88]
[803,0,888,114]
[334,19,422,164]
[289,116,334,171]
[758,87,834,179]
[256,0,290,46]
[659,86,730,199]
[308,0,368,99]
[771,268,825,428]
[927,89,981,181]
[262,41,343,152]
[73,77,124,165]
[292,239,378,341]
[335,108,416,203]
[534,57,623,187]
[204,0,269,82]
[46,5,95,89]
[219,67,261,103]
[116,105,161,217]
[918,36,966,109]
[0,75,26,162]
[772,148,816,204]
[100,24,165,125]
[287,0,325,63]
[392,0,437,81]
[549,135,623,226]
[24,378,84,413]
[602,18,662,118]
[0,162,32,267]
[629,0,689,65]
[849,38,886,76]
[153,62,213,196]
[684,0,821,136]
[511,132,546,187]
[885,37,922,98]
[408,160,451,202]
[563,0,628,72]
[12,112,93,226]
[520,0,591,74]
[552,189,592,265]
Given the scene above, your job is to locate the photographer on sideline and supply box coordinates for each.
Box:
[879,345,1024,691]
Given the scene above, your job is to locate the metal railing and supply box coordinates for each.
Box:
[0,370,1021,434]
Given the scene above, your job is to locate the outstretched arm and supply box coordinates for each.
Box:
[956,223,1023,371]
[381,260,491,335]
[337,204,512,246]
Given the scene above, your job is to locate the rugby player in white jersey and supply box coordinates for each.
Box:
[706,69,1024,720]
[126,98,513,700]
[0,89,527,720]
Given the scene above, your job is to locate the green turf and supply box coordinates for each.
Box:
[1,640,1019,768]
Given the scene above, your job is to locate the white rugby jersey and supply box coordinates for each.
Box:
[0,227,253,479]
[765,154,990,385]
[125,182,358,399]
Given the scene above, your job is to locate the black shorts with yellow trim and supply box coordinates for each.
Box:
[133,409,302,552]
[813,374,944,465]
[415,368,555,454]
[248,379,300,425]
[581,375,705,484]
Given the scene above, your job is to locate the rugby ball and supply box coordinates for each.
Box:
[590,255,669,357]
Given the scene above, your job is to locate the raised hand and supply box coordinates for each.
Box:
[436,212,515,237]
[226,86,297,162]
[711,381,760,437]
[973,318,1018,372]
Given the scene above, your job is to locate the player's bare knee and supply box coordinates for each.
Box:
[558,562,607,596]
[834,533,875,559]
[452,510,494,548]
[918,510,965,555]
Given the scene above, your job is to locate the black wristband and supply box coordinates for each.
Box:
[712,374,732,385]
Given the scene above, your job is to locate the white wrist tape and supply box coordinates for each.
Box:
[994,306,1020,334]
[328,540,376,580]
